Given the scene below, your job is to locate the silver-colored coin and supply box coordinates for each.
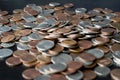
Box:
[66,71,83,80]
[36,40,54,52]
[34,75,50,80]
[88,10,100,15]
[17,43,30,50]
[19,36,31,43]
[91,16,104,21]
[22,15,36,22]
[43,9,54,15]
[45,18,56,26]
[23,22,37,28]
[93,22,109,28]
[49,2,61,7]
[112,33,120,43]
[86,49,104,59]
[0,49,13,59]
[0,26,11,33]
[102,19,112,24]
[28,32,43,40]
[75,8,87,14]
[11,25,22,30]
[51,53,73,64]
[78,21,92,28]
[94,66,110,76]
[1,42,15,48]
[31,6,42,13]
[26,4,36,7]
[105,13,116,19]
[112,51,120,59]
[39,63,67,75]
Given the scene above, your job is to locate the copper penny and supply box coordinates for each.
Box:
[37,55,51,64]
[78,52,96,62]
[78,40,93,50]
[69,47,84,53]
[20,54,37,63]
[64,3,74,8]
[0,18,9,25]
[29,48,41,56]
[55,27,71,34]
[23,61,38,67]
[28,40,40,48]
[0,11,8,16]
[83,70,97,80]
[22,68,41,80]
[50,74,67,80]
[35,63,46,70]
[5,56,21,67]
[96,46,110,53]
[111,17,120,23]
[1,35,15,43]
[110,69,120,80]
[13,9,23,14]
[48,44,64,56]
[101,27,115,35]
[54,6,64,11]
[97,58,112,67]
[111,43,120,52]
[13,50,28,58]
[14,29,32,36]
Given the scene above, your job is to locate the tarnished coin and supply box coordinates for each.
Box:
[83,70,97,80]
[110,69,120,80]
[78,40,93,50]
[110,43,120,52]
[36,40,54,52]
[51,53,73,64]
[86,49,104,59]
[101,27,115,36]
[0,49,13,59]
[94,66,110,76]
[66,71,83,80]
[22,68,41,80]
[29,48,40,56]
[5,56,21,67]
[96,46,110,53]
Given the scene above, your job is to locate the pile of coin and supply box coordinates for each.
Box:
[0,2,120,80]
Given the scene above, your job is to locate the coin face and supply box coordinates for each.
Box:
[1,35,15,42]
[36,40,54,52]
[50,74,67,80]
[34,75,50,80]
[0,49,13,59]
[110,69,120,80]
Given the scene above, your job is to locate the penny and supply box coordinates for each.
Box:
[111,22,120,30]
[5,56,21,67]
[1,34,15,43]
[13,50,28,58]
[29,48,41,56]
[110,43,120,52]
[96,46,110,53]
[23,60,38,67]
[55,27,71,34]
[35,63,46,70]
[37,54,51,64]
[101,27,115,36]
[14,29,32,36]
[0,11,8,16]
[60,39,77,48]
[0,18,9,25]
[66,71,83,80]
[110,69,120,80]
[13,9,23,13]
[97,58,112,67]
[78,40,93,50]
[0,49,13,59]
[64,3,74,8]
[28,40,40,48]
[48,44,64,56]
[20,54,37,63]
[54,6,64,11]
[69,47,84,53]
[83,70,97,80]
[51,53,73,64]
[94,66,110,76]
[50,74,67,80]
[111,17,120,22]
[22,68,41,80]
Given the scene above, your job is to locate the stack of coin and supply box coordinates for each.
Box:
[0,2,120,80]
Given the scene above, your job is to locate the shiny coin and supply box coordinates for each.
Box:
[0,49,13,59]
[23,22,37,28]
[5,56,21,67]
[75,8,87,14]
[0,26,11,33]
[19,36,31,43]
[66,71,83,80]
[112,33,120,43]
[14,29,32,36]
[86,49,104,59]
[94,66,110,77]
[83,70,97,80]
[0,42,15,48]
[22,68,41,80]
[28,32,43,40]
[17,43,30,50]
[110,69,120,80]
[36,40,54,52]
[22,15,36,22]
[49,2,60,7]
[34,75,50,80]
[51,53,73,64]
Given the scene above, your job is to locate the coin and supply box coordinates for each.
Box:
[101,27,115,36]
[1,35,15,43]
[110,43,120,52]
[110,69,120,80]
[50,74,67,80]
[66,71,83,80]
[0,49,13,59]
[13,50,28,58]
[83,70,97,80]
[34,75,50,80]
[64,3,74,8]
[5,56,21,67]
[96,46,110,53]
[36,40,54,52]
[22,68,41,80]
[51,53,73,64]
[49,2,61,7]
[17,43,30,50]
[94,66,110,76]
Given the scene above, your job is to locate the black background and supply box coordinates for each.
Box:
[0,0,120,80]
